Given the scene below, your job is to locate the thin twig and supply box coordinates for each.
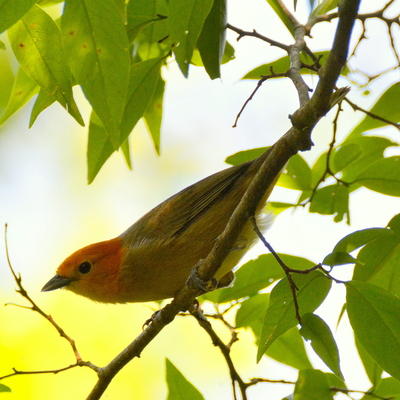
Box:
[0,363,95,381]
[305,101,348,206]
[2,224,100,382]
[345,97,400,130]
[247,377,295,387]
[23,2,361,398]
[191,308,247,400]
[251,217,302,323]
[227,23,290,51]
[233,71,288,127]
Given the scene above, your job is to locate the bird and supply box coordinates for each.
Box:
[41,146,279,303]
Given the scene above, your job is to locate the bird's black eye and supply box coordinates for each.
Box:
[78,261,92,274]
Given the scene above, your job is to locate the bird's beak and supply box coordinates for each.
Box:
[41,274,72,292]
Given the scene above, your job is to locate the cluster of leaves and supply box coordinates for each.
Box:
[193,213,400,399]
[0,0,232,183]
[208,79,400,398]
[2,0,400,399]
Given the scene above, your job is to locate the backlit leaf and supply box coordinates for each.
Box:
[197,0,227,79]
[354,156,400,196]
[0,67,38,125]
[166,359,205,400]
[267,327,313,370]
[300,313,343,378]
[294,369,334,400]
[265,0,294,36]
[120,57,164,142]
[353,229,400,296]
[0,0,36,34]
[8,5,83,125]
[203,254,314,303]
[348,83,400,138]
[257,271,331,361]
[309,183,349,223]
[169,0,213,76]
[278,154,312,191]
[62,0,130,147]
[346,281,400,381]
[143,72,165,154]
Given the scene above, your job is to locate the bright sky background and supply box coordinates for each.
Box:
[1,0,399,399]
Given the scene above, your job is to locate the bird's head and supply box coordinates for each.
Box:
[41,238,124,303]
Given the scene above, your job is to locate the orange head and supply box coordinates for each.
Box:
[41,238,124,303]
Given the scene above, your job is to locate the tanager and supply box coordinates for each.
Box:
[42,147,278,303]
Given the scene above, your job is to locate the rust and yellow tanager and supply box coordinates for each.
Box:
[42,147,278,303]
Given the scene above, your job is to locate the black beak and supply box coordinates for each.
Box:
[41,274,72,292]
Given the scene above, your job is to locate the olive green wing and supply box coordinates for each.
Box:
[121,161,252,241]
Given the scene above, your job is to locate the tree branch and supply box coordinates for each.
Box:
[227,23,290,51]
[83,2,361,398]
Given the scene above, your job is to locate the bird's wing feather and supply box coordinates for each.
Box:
[121,161,253,242]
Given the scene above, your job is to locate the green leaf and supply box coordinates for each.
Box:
[197,0,227,79]
[326,373,347,392]
[241,51,348,80]
[165,359,205,400]
[121,138,132,170]
[257,271,331,361]
[0,50,14,114]
[0,383,11,393]
[62,0,130,147]
[121,57,165,142]
[310,152,327,187]
[266,202,297,216]
[265,0,294,37]
[236,296,313,370]
[309,183,349,223]
[87,58,164,182]
[300,313,343,379]
[127,16,163,43]
[353,230,400,295]
[127,0,169,50]
[310,0,340,17]
[355,337,383,388]
[169,0,214,76]
[339,136,398,182]
[8,5,83,126]
[37,0,64,5]
[202,254,315,303]
[354,156,400,196]
[348,83,400,138]
[267,327,313,370]
[332,227,391,254]
[389,213,400,231]
[87,111,115,184]
[221,41,235,64]
[294,369,334,400]
[143,72,165,154]
[192,40,235,67]
[225,147,268,165]
[277,154,312,191]
[322,251,356,267]
[331,143,362,173]
[362,377,400,400]
[346,281,400,381]
[0,67,38,125]
[29,88,56,127]
[236,293,270,334]
[0,0,36,34]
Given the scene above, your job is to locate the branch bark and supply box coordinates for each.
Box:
[85,1,361,398]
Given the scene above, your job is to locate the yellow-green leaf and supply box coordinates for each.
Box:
[62,0,130,147]
[8,5,83,125]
